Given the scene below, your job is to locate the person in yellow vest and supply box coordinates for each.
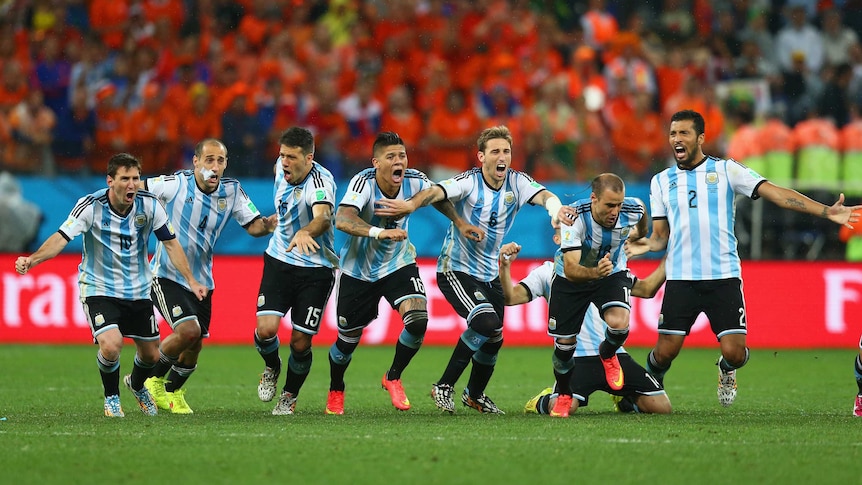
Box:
[759,110,795,186]
[726,101,765,175]
[793,106,841,191]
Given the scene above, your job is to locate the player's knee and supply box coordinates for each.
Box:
[601,306,630,330]
[467,306,501,337]
[175,318,202,342]
[402,309,428,337]
[722,346,749,369]
[636,395,672,414]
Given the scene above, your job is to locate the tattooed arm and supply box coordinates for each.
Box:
[756,182,862,228]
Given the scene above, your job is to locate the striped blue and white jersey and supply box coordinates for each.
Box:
[338,167,432,281]
[59,188,175,300]
[436,168,546,282]
[554,196,645,278]
[146,171,261,290]
[519,261,624,357]
[649,156,765,280]
[266,160,338,269]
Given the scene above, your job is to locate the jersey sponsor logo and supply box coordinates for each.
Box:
[172,305,183,318]
[186,197,193,203]
[706,172,719,184]
[217,198,227,213]
[134,214,147,227]
[293,188,303,201]
[669,181,677,189]
[315,189,326,201]
[504,192,515,206]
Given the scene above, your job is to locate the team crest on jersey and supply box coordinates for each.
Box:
[504,192,515,205]
[257,294,265,307]
[338,316,348,328]
[706,172,719,185]
[548,317,557,331]
[621,227,630,237]
[134,214,147,227]
[473,290,486,301]
[217,197,227,213]
[95,313,105,325]
[293,188,303,201]
[172,305,183,318]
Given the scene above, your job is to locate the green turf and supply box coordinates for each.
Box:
[1,345,860,484]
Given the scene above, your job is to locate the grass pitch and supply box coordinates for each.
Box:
[1,345,860,484]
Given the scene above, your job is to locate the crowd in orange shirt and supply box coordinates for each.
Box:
[1,0,862,186]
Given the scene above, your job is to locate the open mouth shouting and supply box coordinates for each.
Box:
[673,144,687,162]
[495,162,507,177]
[391,167,404,185]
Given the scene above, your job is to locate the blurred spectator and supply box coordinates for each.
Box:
[0,171,42,252]
[220,84,262,177]
[820,9,858,68]
[528,76,579,180]
[126,83,179,175]
[69,34,110,105]
[725,100,765,176]
[793,106,841,191]
[739,11,776,63]
[657,0,696,43]
[179,83,221,164]
[0,61,29,112]
[380,85,425,170]
[337,75,382,167]
[580,0,619,50]
[89,0,130,50]
[603,32,656,98]
[92,83,127,172]
[775,4,824,73]
[760,110,795,187]
[611,91,665,182]
[425,88,481,181]
[33,34,71,117]
[8,90,56,174]
[780,51,824,126]
[841,103,862,196]
[306,79,348,179]
[818,63,854,128]
[52,87,95,173]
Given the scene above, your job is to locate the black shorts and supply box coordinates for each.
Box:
[151,277,214,338]
[257,253,335,335]
[337,264,426,331]
[436,271,505,325]
[569,353,665,407]
[547,271,634,338]
[82,296,157,342]
[659,278,747,339]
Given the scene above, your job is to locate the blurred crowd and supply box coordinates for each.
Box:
[1,0,862,188]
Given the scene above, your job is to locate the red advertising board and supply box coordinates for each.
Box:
[2,254,861,348]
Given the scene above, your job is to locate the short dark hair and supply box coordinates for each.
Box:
[592,173,625,195]
[195,138,227,159]
[279,127,315,156]
[373,131,405,157]
[107,153,142,178]
[670,110,705,136]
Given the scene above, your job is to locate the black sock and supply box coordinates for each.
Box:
[438,339,475,386]
[855,355,862,395]
[254,332,281,371]
[130,355,155,390]
[328,335,359,392]
[97,352,120,397]
[600,327,629,359]
[151,351,176,379]
[285,348,313,395]
[164,364,195,392]
[387,340,420,381]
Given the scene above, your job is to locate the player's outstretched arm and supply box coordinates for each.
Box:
[15,232,69,274]
[757,182,862,228]
[335,204,406,241]
[631,256,667,299]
